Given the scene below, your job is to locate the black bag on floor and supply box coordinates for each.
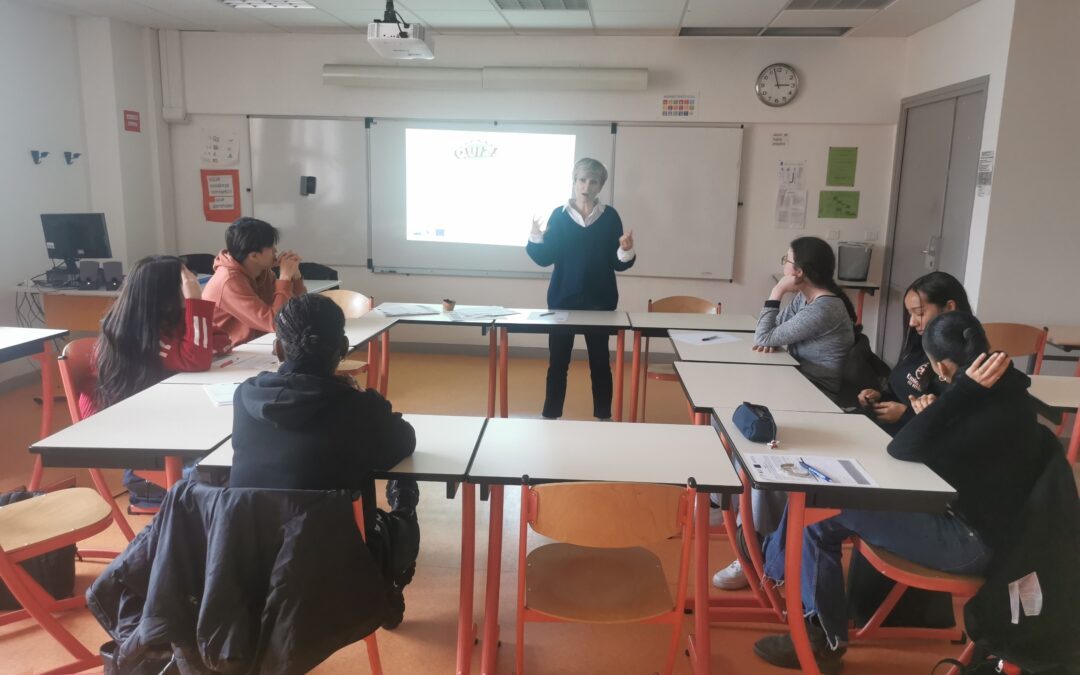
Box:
[0,490,76,610]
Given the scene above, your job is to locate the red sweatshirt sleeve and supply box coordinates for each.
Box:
[160,298,220,372]
[219,274,297,334]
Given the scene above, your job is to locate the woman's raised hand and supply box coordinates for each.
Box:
[619,230,634,251]
[180,265,202,300]
[908,393,937,414]
[530,217,544,239]
[966,352,1010,389]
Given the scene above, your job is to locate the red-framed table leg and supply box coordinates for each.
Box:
[1066,408,1080,463]
[784,493,841,675]
[499,328,509,418]
[629,330,642,423]
[36,342,56,441]
[613,329,625,422]
[487,329,497,419]
[164,456,183,488]
[456,482,478,675]
[379,332,391,397]
[686,491,713,674]
[479,484,504,674]
[855,290,867,325]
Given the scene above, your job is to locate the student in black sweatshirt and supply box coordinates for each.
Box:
[526,157,636,420]
[857,271,971,435]
[230,293,419,628]
[754,312,1049,674]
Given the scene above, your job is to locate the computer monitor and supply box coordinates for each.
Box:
[41,213,112,274]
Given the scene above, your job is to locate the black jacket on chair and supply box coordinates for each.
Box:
[87,481,390,674]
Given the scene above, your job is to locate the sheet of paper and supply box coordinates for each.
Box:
[449,306,518,319]
[214,351,279,373]
[744,454,878,487]
[376,303,441,317]
[826,146,858,186]
[204,382,238,407]
[672,331,741,346]
[777,160,806,190]
[528,311,568,322]
[776,189,807,229]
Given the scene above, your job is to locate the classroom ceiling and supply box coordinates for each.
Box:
[26,0,984,37]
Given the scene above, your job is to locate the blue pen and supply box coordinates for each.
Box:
[799,458,833,483]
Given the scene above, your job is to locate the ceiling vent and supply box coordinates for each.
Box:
[784,0,893,8]
[220,0,314,8]
[493,0,588,9]
[679,27,763,37]
[762,26,851,36]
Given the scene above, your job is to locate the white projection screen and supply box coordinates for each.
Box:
[369,119,615,277]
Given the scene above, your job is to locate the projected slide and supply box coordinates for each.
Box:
[405,128,576,247]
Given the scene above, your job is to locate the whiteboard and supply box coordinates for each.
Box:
[610,125,741,280]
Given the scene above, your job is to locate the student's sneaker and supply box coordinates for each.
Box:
[383,563,416,630]
[753,621,846,673]
[386,478,420,516]
[712,558,749,590]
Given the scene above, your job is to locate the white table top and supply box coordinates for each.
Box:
[674,361,841,414]
[32,383,233,465]
[163,342,279,385]
[1029,375,1080,411]
[374,303,505,327]
[247,312,397,349]
[197,414,486,482]
[468,418,742,493]
[713,407,954,511]
[628,312,758,333]
[669,330,798,366]
[0,327,68,356]
[495,309,630,330]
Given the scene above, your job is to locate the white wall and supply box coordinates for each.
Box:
[902,0,1016,307]
[0,0,90,382]
[977,0,1080,330]
[170,32,904,348]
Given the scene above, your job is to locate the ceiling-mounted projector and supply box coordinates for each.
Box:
[367,1,433,60]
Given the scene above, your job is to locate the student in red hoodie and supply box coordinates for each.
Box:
[202,217,307,346]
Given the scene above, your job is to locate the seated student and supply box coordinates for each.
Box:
[857,271,971,436]
[754,312,1048,674]
[713,236,857,591]
[229,293,420,628]
[88,256,231,507]
[202,217,307,346]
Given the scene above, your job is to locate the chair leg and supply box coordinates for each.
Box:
[853,581,908,639]
[88,468,136,542]
[945,640,978,675]
[28,455,45,492]
[661,622,680,675]
[364,634,382,675]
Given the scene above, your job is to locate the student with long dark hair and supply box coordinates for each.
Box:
[229,293,420,628]
[87,255,230,417]
[857,271,971,434]
[753,312,1047,673]
[754,236,856,394]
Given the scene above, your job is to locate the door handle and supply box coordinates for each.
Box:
[923,235,940,270]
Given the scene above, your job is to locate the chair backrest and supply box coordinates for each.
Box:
[530,482,689,548]
[58,338,98,423]
[179,253,215,275]
[983,322,1048,373]
[322,290,373,319]
[647,296,720,314]
[299,262,338,281]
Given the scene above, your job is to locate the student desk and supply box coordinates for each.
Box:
[195,413,489,675]
[769,275,880,325]
[1029,375,1080,463]
[674,362,842,420]
[31,382,233,486]
[373,304,503,416]
[0,327,69,449]
[669,329,799,367]
[15,279,340,333]
[712,407,956,675]
[467,418,742,675]
[163,342,278,385]
[494,310,631,420]
[625,312,758,423]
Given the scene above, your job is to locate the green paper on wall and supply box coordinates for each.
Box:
[826,147,858,186]
[818,191,860,218]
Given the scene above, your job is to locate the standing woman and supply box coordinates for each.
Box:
[526,158,636,420]
[857,271,971,435]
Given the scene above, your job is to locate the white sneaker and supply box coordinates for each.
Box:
[712,559,749,590]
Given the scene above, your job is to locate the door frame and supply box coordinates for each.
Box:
[875,75,989,354]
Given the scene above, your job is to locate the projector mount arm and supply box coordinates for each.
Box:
[380,0,410,36]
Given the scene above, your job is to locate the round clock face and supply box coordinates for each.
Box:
[756,64,799,107]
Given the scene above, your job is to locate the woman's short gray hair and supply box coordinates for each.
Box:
[573,157,608,186]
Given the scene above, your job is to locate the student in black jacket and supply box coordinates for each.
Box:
[754,312,1049,674]
[230,293,419,628]
[857,271,971,435]
[526,157,636,420]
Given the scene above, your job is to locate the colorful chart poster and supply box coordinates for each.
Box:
[661,94,696,118]
[818,191,860,219]
[826,146,858,186]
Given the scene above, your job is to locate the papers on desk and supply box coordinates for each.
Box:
[213,352,279,373]
[446,306,519,320]
[527,311,568,322]
[745,454,878,487]
[377,303,440,317]
[672,331,742,346]
[203,382,238,406]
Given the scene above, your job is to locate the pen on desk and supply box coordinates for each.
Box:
[216,358,236,369]
[799,458,833,483]
[701,335,720,342]
[539,311,555,317]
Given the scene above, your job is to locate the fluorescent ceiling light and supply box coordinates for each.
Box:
[220,0,315,8]
[762,26,851,36]
[493,0,588,9]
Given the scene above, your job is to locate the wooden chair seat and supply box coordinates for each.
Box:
[337,358,368,374]
[525,543,673,623]
[856,540,983,595]
[646,362,677,379]
[0,488,112,560]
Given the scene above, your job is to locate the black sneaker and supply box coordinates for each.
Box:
[386,478,419,515]
[753,621,845,674]
[383,586,405,630]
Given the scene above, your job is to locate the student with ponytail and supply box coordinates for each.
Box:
[754,236,856,395]
[229,293,420,628]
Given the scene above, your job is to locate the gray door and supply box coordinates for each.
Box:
[880,82,986,363]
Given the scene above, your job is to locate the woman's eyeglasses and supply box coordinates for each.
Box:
[780,256,795,266]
